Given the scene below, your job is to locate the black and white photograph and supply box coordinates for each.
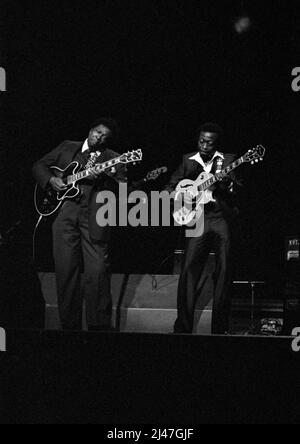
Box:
[0,0,299,426]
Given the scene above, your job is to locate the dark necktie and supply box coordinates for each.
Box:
[84,150,101,170]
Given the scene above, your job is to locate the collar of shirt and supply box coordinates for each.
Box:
[189,151,224,173]
[82,139,90,153]
[81,139,101,157]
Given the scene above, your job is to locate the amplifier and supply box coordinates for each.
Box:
[284,236,299,297]
[285,236,299,262]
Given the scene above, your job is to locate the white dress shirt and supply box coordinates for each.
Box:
[82,139,101,158]
[189,151,224,173]
[82,139,89,153]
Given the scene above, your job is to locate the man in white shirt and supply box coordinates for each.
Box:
[165,122,241,334]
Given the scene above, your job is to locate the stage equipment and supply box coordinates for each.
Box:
[283,236,300,335]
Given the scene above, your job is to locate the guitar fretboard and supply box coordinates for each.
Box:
[198,156,244,192]
[67,157,121,184]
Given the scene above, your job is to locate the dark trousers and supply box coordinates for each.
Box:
[52,201,112,330]
[174,217,233,334]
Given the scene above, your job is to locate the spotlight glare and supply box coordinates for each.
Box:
[234,15,252,34]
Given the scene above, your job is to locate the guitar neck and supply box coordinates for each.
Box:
[199,156,245,191]
[132,177,148,189]
[131,168,166,189]
[67,157,122,184]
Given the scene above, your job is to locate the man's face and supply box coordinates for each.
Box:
[198,131,219,159]
[88,124,112,150]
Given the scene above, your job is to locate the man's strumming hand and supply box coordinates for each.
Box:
[49,177,67,191]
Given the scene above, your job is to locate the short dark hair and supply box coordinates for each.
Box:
[198,122,224,139]
[89,117,120,145]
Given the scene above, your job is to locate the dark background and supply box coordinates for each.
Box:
[1,0,299,289]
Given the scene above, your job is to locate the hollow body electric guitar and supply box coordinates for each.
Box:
[173,145,266,226]
[35,149,143,217]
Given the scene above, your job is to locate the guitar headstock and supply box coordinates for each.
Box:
[243,145,266,165]
[120,149,143,165]
[145,166,168,181]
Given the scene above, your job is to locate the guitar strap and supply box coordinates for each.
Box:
[215,155,224,174]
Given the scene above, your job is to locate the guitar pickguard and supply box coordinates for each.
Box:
[175,172,216,204]
[173,172,216,226]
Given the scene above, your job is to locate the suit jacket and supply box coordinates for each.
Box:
[165,151,241,220]
[32,140,127,241]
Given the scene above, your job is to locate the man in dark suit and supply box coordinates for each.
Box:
[33,118,127,331]
[166,122,241,334]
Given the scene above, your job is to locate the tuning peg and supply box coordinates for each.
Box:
[255,159,259,163]
[251,161,254,165]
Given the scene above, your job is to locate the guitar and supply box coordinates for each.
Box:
[34,149,143,217]
[127,166,168,203]
[131,166,168,188]
[173,145,266,226]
